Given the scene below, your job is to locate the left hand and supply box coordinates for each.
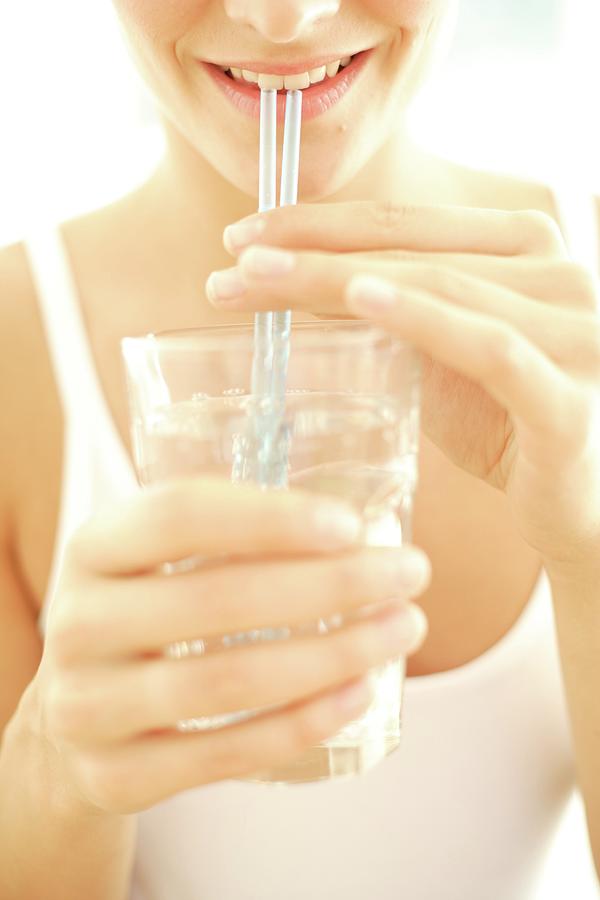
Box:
[206,202,600,572]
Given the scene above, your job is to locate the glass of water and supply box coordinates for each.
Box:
[121,321,421,784]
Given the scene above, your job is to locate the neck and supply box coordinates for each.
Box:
[148,114,451,239]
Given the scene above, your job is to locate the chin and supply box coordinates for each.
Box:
[298,157,368,202]
[204,130,381,204]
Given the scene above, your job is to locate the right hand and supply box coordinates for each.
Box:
[28,478,430,815]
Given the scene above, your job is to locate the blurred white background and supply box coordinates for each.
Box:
[0,1,598,895]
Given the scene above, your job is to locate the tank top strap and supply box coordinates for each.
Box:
[550,181,600,274]
[23,223,110,430]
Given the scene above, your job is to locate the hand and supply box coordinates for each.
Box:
[29,478,430,814]
[209,202,600,571]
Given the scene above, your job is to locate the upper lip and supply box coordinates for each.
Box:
[203,50,367,75]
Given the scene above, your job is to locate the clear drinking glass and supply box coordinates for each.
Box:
[121,321,421,784]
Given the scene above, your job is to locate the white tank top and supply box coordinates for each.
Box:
[24,187,600,900]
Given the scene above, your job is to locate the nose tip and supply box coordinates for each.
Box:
[224,1,340,44]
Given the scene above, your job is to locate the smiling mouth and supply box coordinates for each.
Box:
[219,55,357,92]
[201,49,374,120]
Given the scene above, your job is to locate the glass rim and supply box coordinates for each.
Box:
[121,319,416,354]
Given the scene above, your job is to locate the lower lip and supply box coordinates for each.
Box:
[200,50,373,122]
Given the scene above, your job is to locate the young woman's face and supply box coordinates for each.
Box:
[112,0,457,198]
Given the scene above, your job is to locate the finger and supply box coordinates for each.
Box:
[63,601,426,752]
[381,263,600,373]
[67,478,362,577]
[222,202,566,258]
[208,246,393,315]
[345,275,581,445]
[209,248,598,361]
[390,255,598,312]
[59,546,431,659]
[77,674,376,812]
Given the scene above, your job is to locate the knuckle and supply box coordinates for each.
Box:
[77,753,137,814]
[568,319,600,379]
[482,327,525,380]
[371,201,418,234]
[428,264,469,298]
[513,210,565,255]
[47,608,95,666]
[561,262,600,310]
[561,316,600,380]
[65,524,94,571]
[44,674,90,742]
[568,388,600,450]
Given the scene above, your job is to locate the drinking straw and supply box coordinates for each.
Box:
[269,90,303,487]
[272,90,302,394]
[233,88,303,486]
[251,89,278,401]
[232,90,277,483]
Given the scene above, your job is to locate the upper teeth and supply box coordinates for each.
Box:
[223,57,353,91]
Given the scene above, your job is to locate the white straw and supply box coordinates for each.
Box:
[273,89,302,367]
[236,88,303,487]
[280,90,303,208]
[232,89,277,483]
[269,90,303,486]
[251,89,278,401]
[259,89,277,212]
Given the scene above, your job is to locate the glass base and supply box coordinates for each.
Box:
[241,731,402,785]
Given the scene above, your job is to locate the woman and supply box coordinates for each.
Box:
[1,1,599,897]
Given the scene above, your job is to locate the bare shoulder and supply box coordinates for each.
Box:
[0,240,61,725]
[0,239,62,508]
[439,156,600,275]
[0,241,43,505]
[441,157,559,216]
[0,238,63,608]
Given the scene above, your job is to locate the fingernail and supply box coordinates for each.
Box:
[224,217,266,254]
[312,503,363,548]
[239,245,296,278]
[346,275,398,315]
[206,268,246,304]
[382,603,428,654]
[334,677,374,714]
[396,550,432,591]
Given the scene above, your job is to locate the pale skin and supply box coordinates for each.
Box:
[1,1,600,898]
